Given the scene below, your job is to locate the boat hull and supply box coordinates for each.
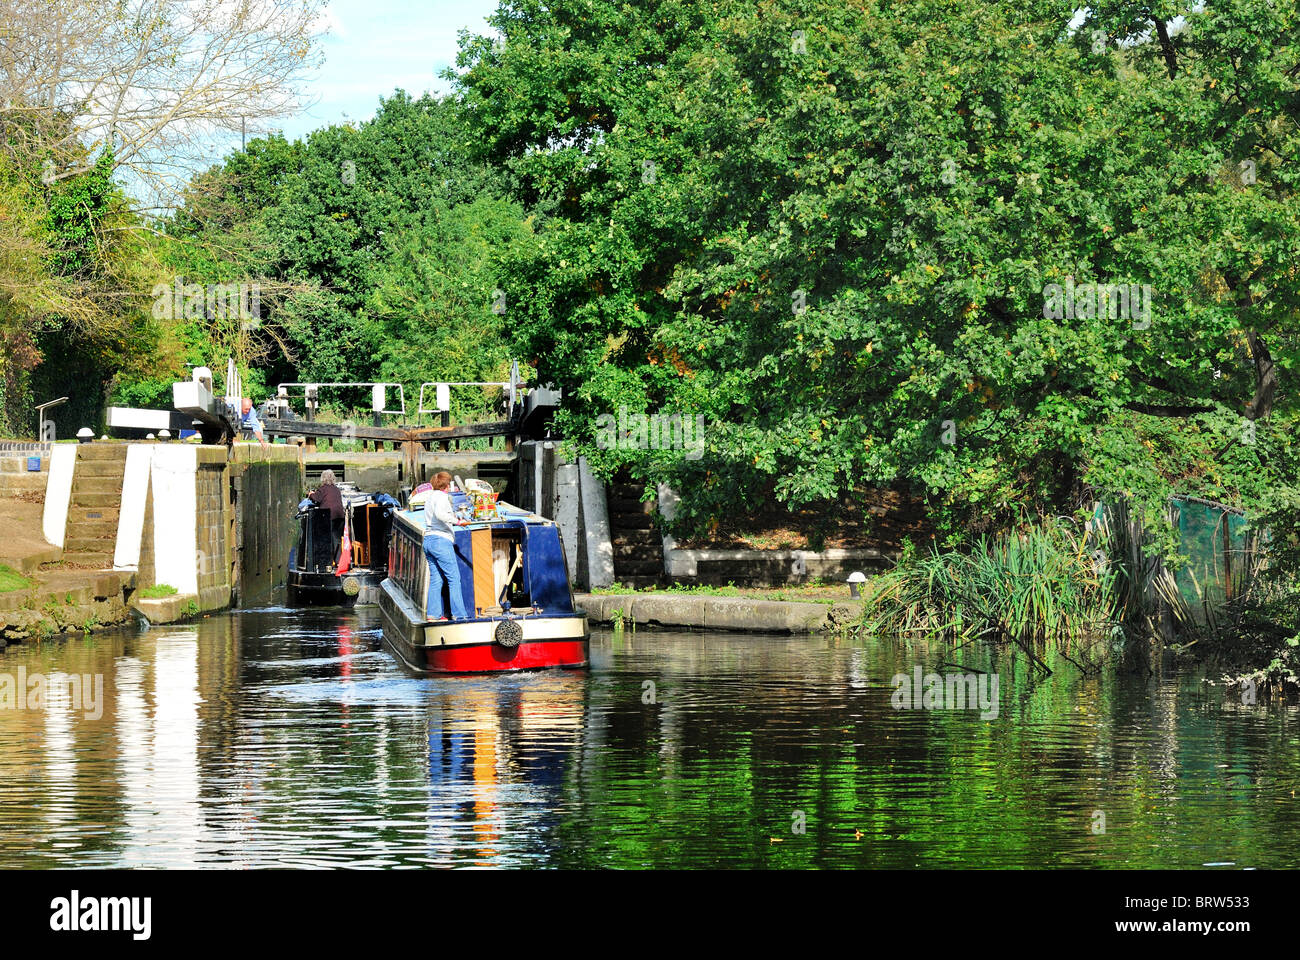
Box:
[379,578,589,674]
[287,569,385,606]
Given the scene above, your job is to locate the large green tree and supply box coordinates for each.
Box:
[455,0,1299,539]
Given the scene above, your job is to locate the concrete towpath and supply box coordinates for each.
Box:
[575,592,865,633]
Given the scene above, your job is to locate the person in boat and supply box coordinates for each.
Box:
[309,469,346,562]
[239,398,269,450]
[424,471,468,622]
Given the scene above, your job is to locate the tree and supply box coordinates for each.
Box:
[265,91,505,383]
[364,194,532,420]
[455,0,1300,538]
[0,0,326,203]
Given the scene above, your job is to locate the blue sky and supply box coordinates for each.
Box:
[268,0,500,143]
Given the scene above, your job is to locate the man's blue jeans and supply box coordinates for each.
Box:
[424,534,469,620]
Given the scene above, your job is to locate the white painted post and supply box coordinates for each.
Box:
[658,483,685,577]
[42,444,76,548]
[149,445,200,596]
[113,444,153,569]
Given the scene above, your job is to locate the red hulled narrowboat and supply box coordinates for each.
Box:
[379,490,589,674]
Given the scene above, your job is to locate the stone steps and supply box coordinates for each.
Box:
[612,526,660,546]
[607,496,653,515]
[607,575,663,590]
[64,534,116,553]
[614,559,662,576]
[609,483,650,501]
[70,476,125,496]
[71,460,127,478]
[65,518,117,539]
[60,552,115,569]
[607,473,664,586]
[61,447,126,571]
[66,503,119,522]
[611,512,654,530]
[74,445,126,461]
[12,547,62,575]
[612,542,662,559]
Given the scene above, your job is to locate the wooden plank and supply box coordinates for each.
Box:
[263,417,520,443]
[470,527,494,615]
[410,419,516,441]
[262,419,406,442]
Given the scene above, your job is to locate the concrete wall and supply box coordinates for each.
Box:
[513,442,613,591]
[301,449,517,499]
[657,484,896,586]
[415,450,515,491]
[304,451,403,497]
[148,445,200,596]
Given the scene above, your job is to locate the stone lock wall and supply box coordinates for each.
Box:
[196,460,232,611]
[230,448,303,605]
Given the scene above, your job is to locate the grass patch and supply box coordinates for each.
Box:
[0,564,32,593]
[138,583,178,599]
[592,579,854,604]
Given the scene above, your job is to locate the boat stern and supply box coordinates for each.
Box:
[379,578,589,674]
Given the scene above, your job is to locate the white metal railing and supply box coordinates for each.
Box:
[276,382,407,416]
[418,382,510,415]
[35,396,68,442]
[418,361,524,420]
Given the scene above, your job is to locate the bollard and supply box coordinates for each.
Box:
[847,570,867,598]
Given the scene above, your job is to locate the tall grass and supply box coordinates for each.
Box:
[862,520,1118,655]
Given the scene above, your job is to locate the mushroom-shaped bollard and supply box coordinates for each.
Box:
[145,433,155,440]
[847,570,867,598]
[76,427,94,444]
[158,429,171,440]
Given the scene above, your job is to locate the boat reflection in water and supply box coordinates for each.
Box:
[422,672,586,866]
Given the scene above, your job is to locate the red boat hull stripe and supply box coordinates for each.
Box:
[424,639,589,673]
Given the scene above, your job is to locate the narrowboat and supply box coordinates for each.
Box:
[379,489,589,674]
[287,484,396,606]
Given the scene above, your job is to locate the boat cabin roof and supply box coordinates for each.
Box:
[393,499,555,535]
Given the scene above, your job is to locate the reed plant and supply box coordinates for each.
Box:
[862,519,1119,655]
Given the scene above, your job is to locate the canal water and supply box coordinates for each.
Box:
[1,603,1297,868]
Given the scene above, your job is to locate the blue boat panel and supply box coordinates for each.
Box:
[523,525,574,613]
[452,529,476,614]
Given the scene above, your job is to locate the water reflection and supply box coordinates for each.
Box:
[0,605,1297,868]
